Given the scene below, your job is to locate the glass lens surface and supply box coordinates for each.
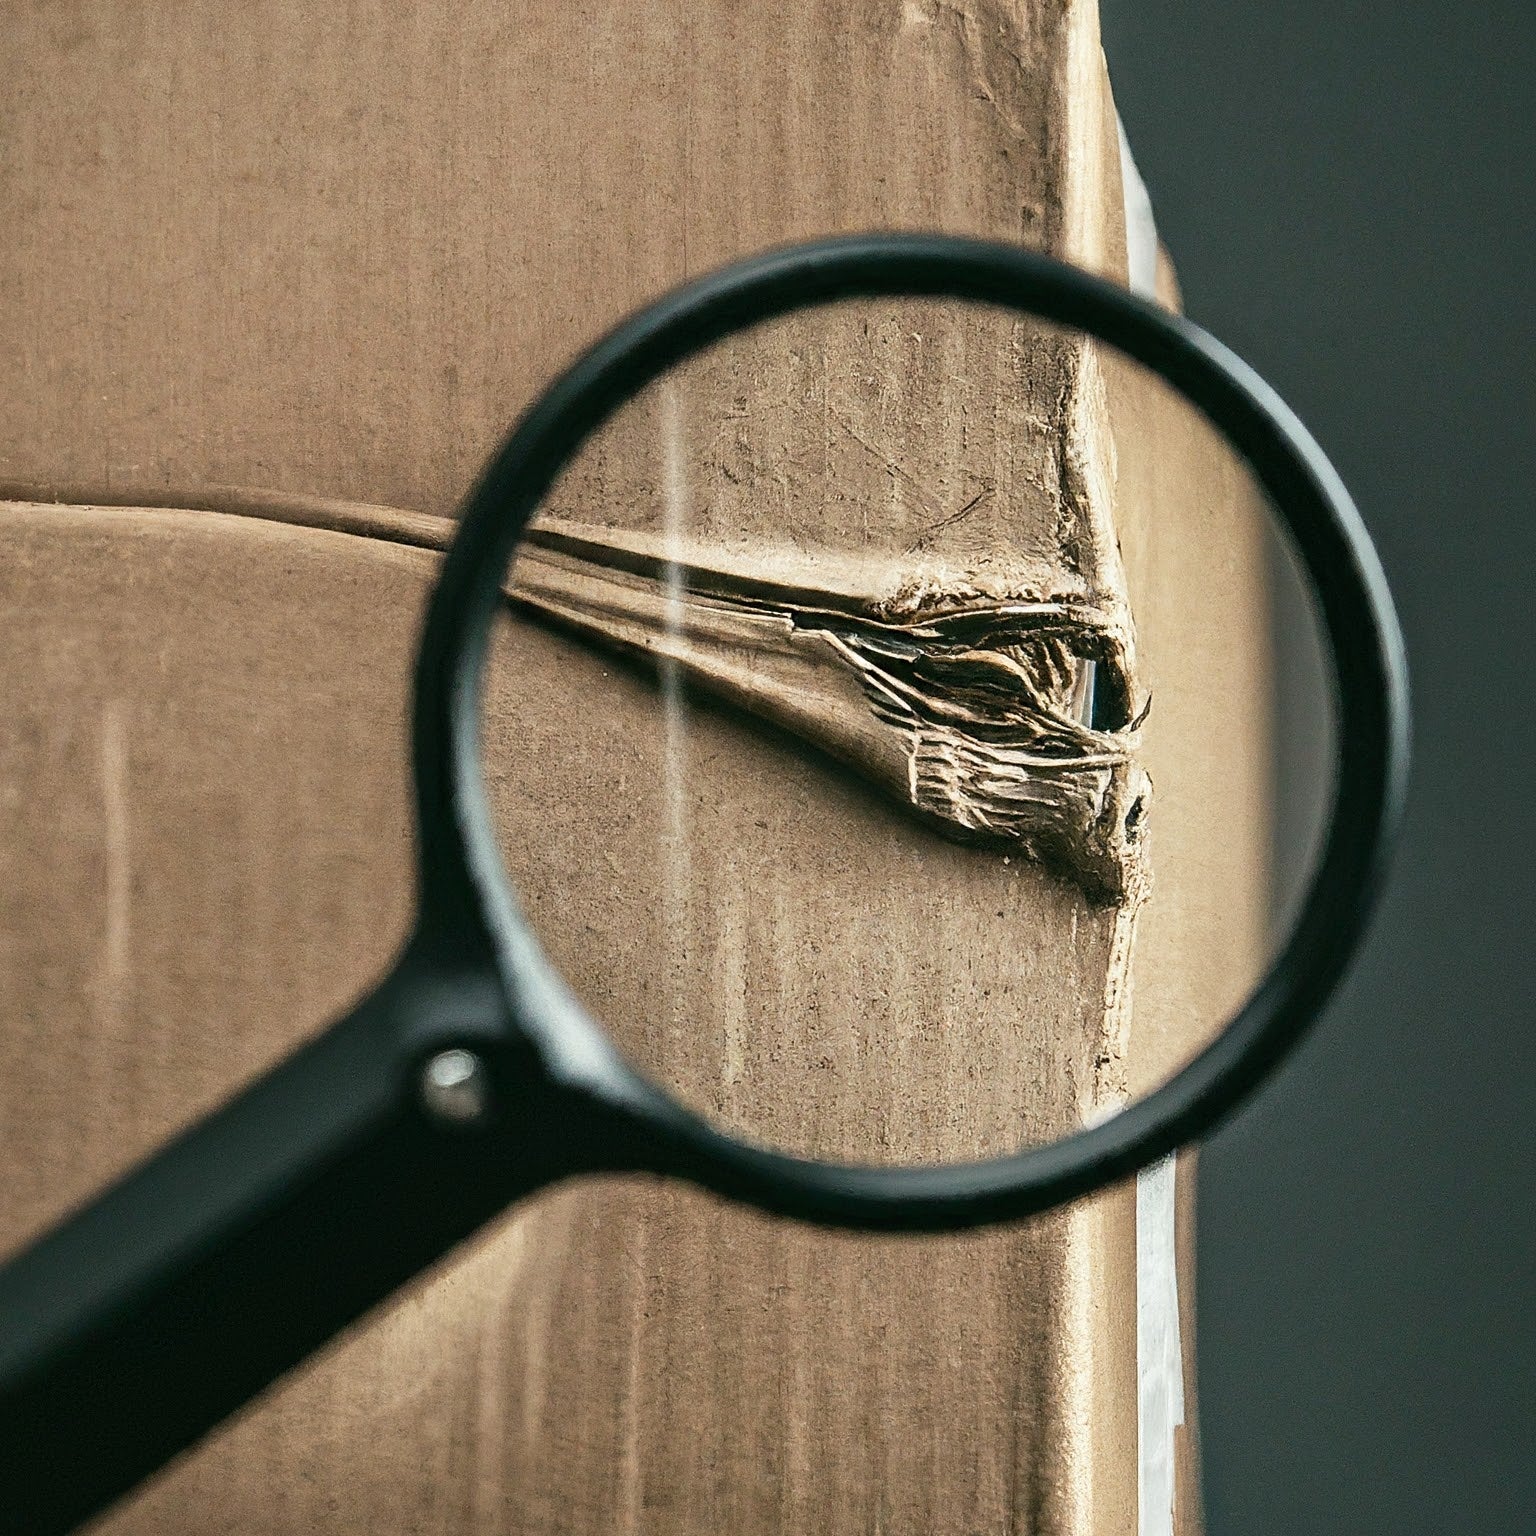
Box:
[482,297,1335,1164]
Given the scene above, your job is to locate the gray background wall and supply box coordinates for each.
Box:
[1100,5,1534,1531]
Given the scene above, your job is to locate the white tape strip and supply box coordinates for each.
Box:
[1118,115,1186,1536]
[1118,117,1161,300]
[1136,1155,1185,1536]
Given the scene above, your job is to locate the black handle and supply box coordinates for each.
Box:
[0,954,604,1536]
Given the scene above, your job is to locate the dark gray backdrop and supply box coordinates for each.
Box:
[1100,4,1534,1532]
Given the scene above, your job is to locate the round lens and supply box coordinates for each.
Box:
[475,293,1335,1166]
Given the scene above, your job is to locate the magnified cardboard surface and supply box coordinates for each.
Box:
[0,4,1269,1532]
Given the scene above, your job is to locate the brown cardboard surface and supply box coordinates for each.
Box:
[0,499,1128,1533]
[0,1,1128,517]
[0,4,1269,1532]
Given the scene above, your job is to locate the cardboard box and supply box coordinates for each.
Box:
[0,4,1269,1530]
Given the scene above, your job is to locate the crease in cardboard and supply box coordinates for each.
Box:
[0,484,1152,909]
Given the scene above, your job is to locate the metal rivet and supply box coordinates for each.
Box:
[420,1048,491,1126]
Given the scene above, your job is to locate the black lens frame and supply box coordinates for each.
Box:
[414,231,1411,1228]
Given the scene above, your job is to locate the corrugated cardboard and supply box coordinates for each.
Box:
[0,4,1269,1531]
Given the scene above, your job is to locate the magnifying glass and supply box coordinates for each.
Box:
[0,233,1408,1534]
